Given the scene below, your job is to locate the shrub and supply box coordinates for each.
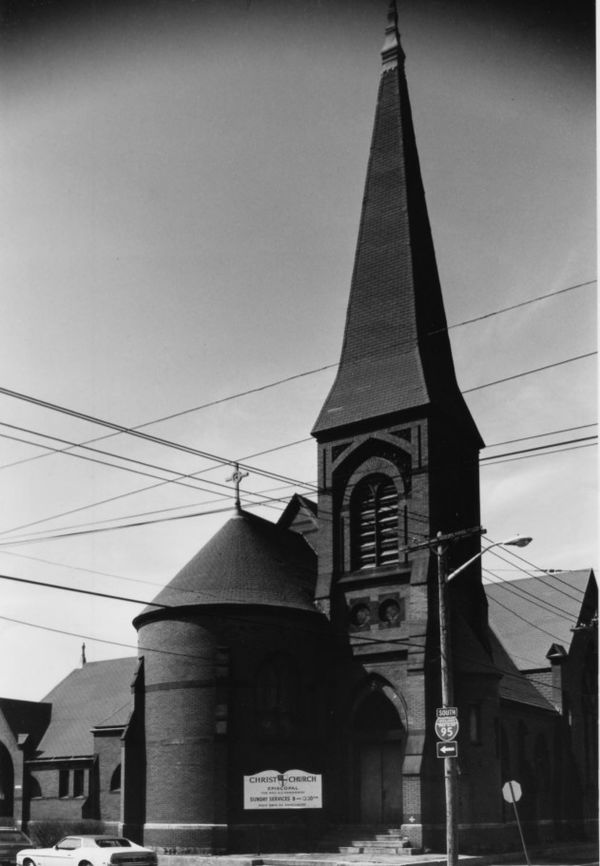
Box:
[28,821,105,848]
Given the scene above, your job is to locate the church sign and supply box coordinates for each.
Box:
[243,769,322,810]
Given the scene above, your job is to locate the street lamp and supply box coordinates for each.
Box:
[437,533,532,866]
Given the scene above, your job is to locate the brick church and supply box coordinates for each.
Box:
[0,3,597,856]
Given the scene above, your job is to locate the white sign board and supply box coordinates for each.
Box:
[244,769,322,810]
[502,780,522,803]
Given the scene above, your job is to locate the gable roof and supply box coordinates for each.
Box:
[488,629,556,712]
[0,697,51,747]
[485,570,594,671]
[135,509,318,624]
[36,657,138,759]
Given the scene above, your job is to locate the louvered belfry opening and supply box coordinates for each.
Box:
[353,475,399,569]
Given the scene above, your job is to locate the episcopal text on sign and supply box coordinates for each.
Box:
[244,769,322,810]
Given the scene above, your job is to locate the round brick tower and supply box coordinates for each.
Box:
[132,508,330,854]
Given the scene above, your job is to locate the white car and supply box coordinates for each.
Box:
[17,837,157,866]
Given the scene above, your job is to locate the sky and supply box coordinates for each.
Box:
[0,0,596,701]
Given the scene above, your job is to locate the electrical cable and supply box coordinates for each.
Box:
[482,567,582,619]
[435,279,596,335]
[483,578,567,644]
[480,441,596,467]
[0,346,594,496]
[462,351,596,394]
[0,277,593,479]
[482,422,596,449]
[0,383,318,491]
[0,430,593,548]
[484,538,588,601]
[480,435,597,462]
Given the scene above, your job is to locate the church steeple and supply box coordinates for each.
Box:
[312,3,480,445]
[311,3,485,639]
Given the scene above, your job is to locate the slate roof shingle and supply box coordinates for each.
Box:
[136,509,317,620]
[36,657,138,758]
[485,570,594,671]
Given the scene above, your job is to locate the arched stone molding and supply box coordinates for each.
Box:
[347,674,409,733]
[342,675,409,825]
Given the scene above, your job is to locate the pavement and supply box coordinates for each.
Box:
[158,841,599,866]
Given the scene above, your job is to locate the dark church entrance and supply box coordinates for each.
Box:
[352,688,404,824]
[0,742,14,817]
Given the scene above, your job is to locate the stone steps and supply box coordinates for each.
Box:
[317,826,421,857]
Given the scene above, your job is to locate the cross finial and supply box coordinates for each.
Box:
[226,463,249,511]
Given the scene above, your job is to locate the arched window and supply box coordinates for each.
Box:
[110,764,121,792]
[255,654,301,740]
[29,775,42,798]
[352,475,399,569]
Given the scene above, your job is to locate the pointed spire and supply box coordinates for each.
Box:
[313,3,481,446]
[381,1,405,70]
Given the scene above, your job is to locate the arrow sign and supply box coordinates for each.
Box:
[436,741,458,758]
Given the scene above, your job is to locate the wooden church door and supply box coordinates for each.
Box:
[353,688,404,825]
[359,740,403,823]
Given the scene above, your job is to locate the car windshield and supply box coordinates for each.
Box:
[0,832,28,842]
[93,840,131,848]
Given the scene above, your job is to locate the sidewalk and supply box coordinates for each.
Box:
[158,841,599,866]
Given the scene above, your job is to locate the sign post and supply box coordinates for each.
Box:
[502,780,531,866]
[435,707,459,759]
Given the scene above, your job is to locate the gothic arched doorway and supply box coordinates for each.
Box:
[351,686,405,824]
[0,742,14,818]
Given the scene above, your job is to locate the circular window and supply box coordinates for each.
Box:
[379,598,401,625]
[350,603,371,628]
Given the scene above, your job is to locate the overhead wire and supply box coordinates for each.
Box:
[482,422,597,449]
[482,573,568,644]
[0,428,593,548]
[1,277,593,473]
[462,351,596,394]
[480,441,596,467]
[482,566,582,619]
[484,538,588,601]
[436,279,596,334]
[0,383,318,492]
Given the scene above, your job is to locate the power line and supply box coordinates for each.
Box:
[480,435,597,462]
[463,351,597,394]
[0,428,311,539]
[482,567,580,619]
[485,539,588,602]
[0,425,299,537]
[0,431,592,548]
[0,383,318,492]
[440,279,596,334]
[483,576,567,645]
[0,431,594,548]
[0,502,243,547]
[482,422,597,449]
[481,441,596,467]
[1,278,593,479]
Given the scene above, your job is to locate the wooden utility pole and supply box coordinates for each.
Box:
[437,532,458,866]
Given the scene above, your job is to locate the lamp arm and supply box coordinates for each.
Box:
[445,541,500,583]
